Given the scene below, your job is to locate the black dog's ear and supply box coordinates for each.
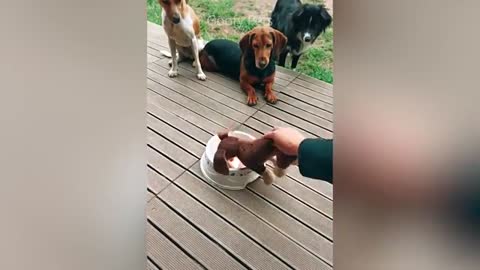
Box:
[239,30,255,53]
[319,6,332,28]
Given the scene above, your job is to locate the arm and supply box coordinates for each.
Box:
[298,138,333,183]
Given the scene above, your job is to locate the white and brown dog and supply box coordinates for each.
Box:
[158,0,207,80]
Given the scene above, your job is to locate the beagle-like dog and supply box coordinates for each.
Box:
[239,26,287,106]
[158,0,206,80]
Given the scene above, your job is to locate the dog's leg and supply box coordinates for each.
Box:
[240,80,258,106]
[264,81,278,104]
[167,38,178,77]
[191,37,207,81]
[278,51,288,67]
[291,54,301,70]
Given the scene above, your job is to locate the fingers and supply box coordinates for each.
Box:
[262,131,275,139]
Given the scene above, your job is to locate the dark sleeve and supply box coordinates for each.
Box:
[298,138,333,183]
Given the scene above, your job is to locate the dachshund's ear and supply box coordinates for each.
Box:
[239,31,254,54]
[213,149,229,175]
[270,29,288,60]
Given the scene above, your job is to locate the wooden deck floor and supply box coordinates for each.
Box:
[146,22,333,270]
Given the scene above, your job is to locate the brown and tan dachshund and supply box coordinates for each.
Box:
[198,26,287,106]
[240,26,287,106]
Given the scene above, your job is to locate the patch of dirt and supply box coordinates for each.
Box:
[233,0,277,21]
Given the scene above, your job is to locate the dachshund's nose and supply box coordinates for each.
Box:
[259,60,267,69]
[172,14,180,24]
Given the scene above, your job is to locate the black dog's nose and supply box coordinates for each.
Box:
[304,36,312,42]
[172,15,180,24]
[258,61,267,69]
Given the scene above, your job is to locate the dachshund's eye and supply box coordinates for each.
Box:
[266,44,272,48]
[162,0,169,4]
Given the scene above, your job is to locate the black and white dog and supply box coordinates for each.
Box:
[270,0,332,69]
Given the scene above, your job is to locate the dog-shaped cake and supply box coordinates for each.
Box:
[213,131,297,185]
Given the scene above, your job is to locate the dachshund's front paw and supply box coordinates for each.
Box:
[265,91,278,104]
[247,94,258,106]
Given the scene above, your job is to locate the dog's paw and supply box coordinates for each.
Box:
[262,169,275,185]
[197,72,207,81]
[265,92,278,104]
[168,69,178,77]
[247,94,258,106]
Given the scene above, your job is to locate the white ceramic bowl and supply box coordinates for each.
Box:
[200,131,259,190]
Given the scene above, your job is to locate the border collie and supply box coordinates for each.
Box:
[270,0,332,69]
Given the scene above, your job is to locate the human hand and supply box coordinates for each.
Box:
[262,127,305,156]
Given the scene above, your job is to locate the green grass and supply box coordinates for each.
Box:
[145,0,333,83]
[231,18,259,32]
[147,0,162,25]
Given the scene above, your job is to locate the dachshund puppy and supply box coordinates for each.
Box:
[239,26,287,106]
[158,0,207,80]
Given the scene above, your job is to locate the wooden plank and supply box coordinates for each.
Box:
[243,117,273,135]
[176,170,331,270]
[153,60,254,106]
[147,68,248,123]
[277,93,333,121]
[147,54,159,64]
[275,67,298,82]
[148,166,171,194]
[274,76,290,87]
[148,63,257,116]
[261,105,333,137]
[270,101,333,129]
[146,259,159,270]
[147,145,184,180]
[281,90,334,113]
[297,74,333,91]
[189,163,333,264]
[147,128,198,169]
[148,198,247,270]
[147,47,162,58]
[147,114,205,158]
[146,223,203,270]
[282,165,333,200]
[247,178,333,239]
[252,111,316,138]
[159,184,291,270]
[147,102,212,144]
[292,79,333,97]
[147,22,169,48]
[285,83,333,105]
[276,66,300,80]
[147,89,223,134]
[148,40,168,52]
[147,77,238,128]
